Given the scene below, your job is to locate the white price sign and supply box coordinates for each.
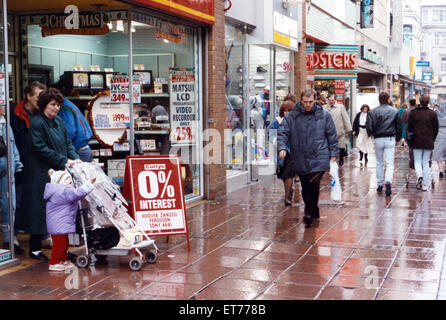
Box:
[110,76,141,104]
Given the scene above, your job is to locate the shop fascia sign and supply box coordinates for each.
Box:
[361,46,380,65]
[39,5,110,37]
[273,10,299,49]
[306,51,359,70]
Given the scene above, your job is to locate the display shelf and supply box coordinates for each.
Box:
[135,130,169,135]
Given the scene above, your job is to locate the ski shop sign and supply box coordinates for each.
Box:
[110,75,141,104]
[123,155,190,250]
[170,68,196,145]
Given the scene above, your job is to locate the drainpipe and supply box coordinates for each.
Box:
[204,31,210,199]
[127,13,134,156]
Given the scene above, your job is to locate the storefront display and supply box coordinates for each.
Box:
[19,9,202,201]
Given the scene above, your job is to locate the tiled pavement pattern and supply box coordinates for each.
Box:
[1,146,446,300]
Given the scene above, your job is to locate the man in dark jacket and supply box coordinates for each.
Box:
[10,81,46,255]
[278,89,339,227]
[407,94,439,191]
[366,92,402,196]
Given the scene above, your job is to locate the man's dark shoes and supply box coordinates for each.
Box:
[416,177,423,190]
[385,182,392,196]
[303,215,313,227]
[440,172,444,179]
[377,185,383,193]
[29,251,49,261]
[285,200,292,206]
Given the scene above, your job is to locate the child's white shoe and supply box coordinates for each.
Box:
[62,260,75,268]
[49,263,66,271]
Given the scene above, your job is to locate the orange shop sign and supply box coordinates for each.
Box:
[127,0,215,25]
[306,51,359,70]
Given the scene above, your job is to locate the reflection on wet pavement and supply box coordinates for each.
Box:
[1,147,446,300]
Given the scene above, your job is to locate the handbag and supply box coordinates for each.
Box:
[0,136,6,157]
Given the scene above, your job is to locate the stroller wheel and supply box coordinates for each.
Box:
[129,257,143,271]
[145,251,158,264]
[76,255,90,268]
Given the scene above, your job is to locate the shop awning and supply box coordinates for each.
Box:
[6,0,127,12]
[304,32,329,44]
[398,74,433,89]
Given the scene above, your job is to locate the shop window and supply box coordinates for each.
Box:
[225,24,245,172]
[131,13,201,200]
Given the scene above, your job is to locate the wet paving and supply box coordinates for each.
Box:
[1,145,446,300]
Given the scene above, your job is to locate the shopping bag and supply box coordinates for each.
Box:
[329,161,342,201]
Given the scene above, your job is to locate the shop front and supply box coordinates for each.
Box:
[0,0,215,268]
[306,44,358,114]
[224,0,302,190]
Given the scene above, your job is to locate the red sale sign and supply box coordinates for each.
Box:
[123,155,190,250]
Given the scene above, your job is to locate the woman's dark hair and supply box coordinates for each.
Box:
[283,93,297,104]
[279,100,295,117]
[37,88,64,111]
[360,104,370,112]
[378,92,390,105]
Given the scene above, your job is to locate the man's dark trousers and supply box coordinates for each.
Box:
[299,171,325,218]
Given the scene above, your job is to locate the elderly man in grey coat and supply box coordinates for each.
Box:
[324,94,352,166]
[278,89,339,227]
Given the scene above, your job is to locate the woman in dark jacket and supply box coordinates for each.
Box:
[18,88,81,260]
[407,94,439,191]
[352,104,374,162]
[269,100,295,206]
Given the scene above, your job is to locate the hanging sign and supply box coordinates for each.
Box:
[334,80,346,105]
[110,75,141,104]
[122,155,190,251]
[169,68,196,145]
[360,0,374,29]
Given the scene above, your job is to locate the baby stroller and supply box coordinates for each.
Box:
[67,162,159,271]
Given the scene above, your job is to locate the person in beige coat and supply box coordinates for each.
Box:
[324,94,352,166]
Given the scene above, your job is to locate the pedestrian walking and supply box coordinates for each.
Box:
[0,106,23,253]
[366,92,402,196]
[352,104,374,163]
[398,102,408,147]
[407,94,439,191]
[269,100,295,206]
[278,89,338,227]
[432,102,446,177]
[401,98,417,178]
[323,94,352,166]
[44,170,95,271]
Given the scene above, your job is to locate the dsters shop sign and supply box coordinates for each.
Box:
[306,44,359,80]
[306,51,359,70]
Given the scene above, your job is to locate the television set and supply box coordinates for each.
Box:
[72,72,89,89]
[133,70,152,93]
[89,73,105,90]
